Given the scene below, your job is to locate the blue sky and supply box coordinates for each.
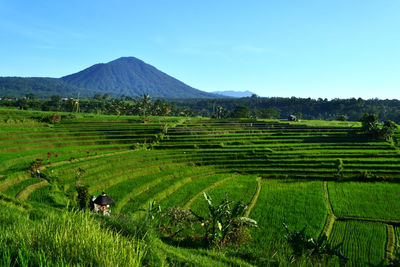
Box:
[0,1,399,99]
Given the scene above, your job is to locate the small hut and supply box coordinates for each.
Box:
[92,190,114,216]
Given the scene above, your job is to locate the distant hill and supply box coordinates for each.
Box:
[61,57,220,98]
[0,57,222,99]
[0,77,89,98]
[211,90,255,98]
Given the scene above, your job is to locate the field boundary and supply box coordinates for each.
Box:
[336,217,400,226]
[16,179,48,200]
[321,181,337,239]
[386,224,396,261]
[0,174,29,193]
[39,149,134,171]
[245,177,261,217]
[114,172,177,213]
[183,174,236,209]
[138,172,217,210]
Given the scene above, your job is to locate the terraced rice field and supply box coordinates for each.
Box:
[1,108,399,265]
[328,182,400,221]
[329,220,387,265]
[189,174,258,217]
[156,119,400,179]
[249,179,327,258]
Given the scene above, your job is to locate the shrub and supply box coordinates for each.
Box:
[283,223,347,264]
[360,113,398,141]
[360,113,378,135]
[76,185,89,210]
[380,120,397,141]
[336,115,348,121]
[334,159,344,180]
[159,206,197,238]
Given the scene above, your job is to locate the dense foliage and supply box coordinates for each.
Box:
[171,96,400,122]
[2,95,400,123]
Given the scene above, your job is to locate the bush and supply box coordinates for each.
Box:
[76,185,89,210]
[336,115,348,121]
[283,223,347,264]
[360,113,398,141]
[334,159,344,180]
[159,206,197,238]
[33,114,61,124]
[380,120,397,141]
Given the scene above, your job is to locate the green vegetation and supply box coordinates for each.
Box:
[360,113,398,140]
[247,179,327,262]
[328,182,400,220]
[0,107,398,266]
[328,220,386,265]
[0,204,145,266]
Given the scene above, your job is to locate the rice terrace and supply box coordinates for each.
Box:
[1,107,400,266]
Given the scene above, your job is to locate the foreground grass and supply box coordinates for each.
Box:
[0,203,145,266]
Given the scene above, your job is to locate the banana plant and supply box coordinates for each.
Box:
[134,199,161,228]
[283,223,348,264]
[191,192,258,247]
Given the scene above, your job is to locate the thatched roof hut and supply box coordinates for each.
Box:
[94,191,114,206]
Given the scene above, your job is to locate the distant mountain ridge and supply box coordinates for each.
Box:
[0,77,88,98]
[0,57,222,98]
[211,90,255,98]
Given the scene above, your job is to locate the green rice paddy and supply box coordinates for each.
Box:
[1,107,399,266]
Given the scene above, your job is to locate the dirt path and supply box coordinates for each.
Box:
[385,224,396,261]
[321,181,337,239]
[245,177,261,217]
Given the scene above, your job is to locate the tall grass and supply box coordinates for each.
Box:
[0,206,145,266]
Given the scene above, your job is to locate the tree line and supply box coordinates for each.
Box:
[170,96,400,122]
[1,93,400,123]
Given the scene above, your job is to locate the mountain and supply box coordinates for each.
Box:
[0,57,222,99]
[61,57,220,98]
[0,77,89,98]
[211,90,255,98]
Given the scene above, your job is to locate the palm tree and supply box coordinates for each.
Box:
[215,106,224,119]
[139,94,151,117]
